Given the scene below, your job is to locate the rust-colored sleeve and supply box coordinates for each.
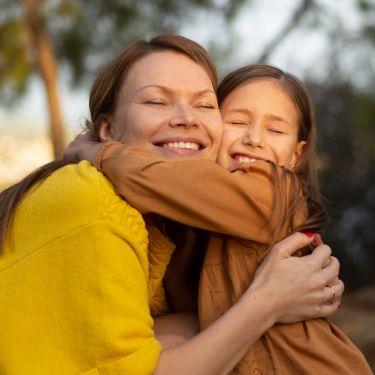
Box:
[102,145,297,244]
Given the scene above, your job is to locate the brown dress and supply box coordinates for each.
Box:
[102,146,372,375]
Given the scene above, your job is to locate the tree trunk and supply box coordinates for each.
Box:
[22,0,65,159]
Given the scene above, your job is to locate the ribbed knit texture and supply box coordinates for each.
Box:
[0,161,166,375]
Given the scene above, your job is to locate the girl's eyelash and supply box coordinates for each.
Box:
[227,121,247,126]
[269,129,285,134]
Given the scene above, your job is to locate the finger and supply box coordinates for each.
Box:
[306,244,332,269]
[272,232,315,258]
[312,233,323,247]
[324,257,340,284]
[316,300,340,318]
[321,255,333,268]
[330,279,344,302]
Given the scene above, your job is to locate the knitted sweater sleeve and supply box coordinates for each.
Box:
[0,162,161,375]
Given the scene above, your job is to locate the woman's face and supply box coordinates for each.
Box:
[107,51,223,161]
[217,78,305,171]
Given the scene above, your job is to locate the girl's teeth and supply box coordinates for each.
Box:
[238,156,256,164]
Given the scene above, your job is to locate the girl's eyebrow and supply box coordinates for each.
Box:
[224,108,252,116]
[265,114,292,127]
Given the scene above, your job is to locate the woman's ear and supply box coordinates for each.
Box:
[99,118,114,142]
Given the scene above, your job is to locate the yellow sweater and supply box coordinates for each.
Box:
[0,161,173,375]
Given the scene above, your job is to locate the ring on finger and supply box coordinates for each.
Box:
[326,285,336,304]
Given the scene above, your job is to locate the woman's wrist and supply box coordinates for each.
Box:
[240,285,277,329]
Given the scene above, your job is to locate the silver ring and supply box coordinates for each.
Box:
[326,285,336,304]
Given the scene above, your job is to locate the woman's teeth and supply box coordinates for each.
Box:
[162,142,200,150]
[237,156,256,164]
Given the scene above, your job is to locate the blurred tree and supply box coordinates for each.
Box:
[309,82,375,289]
[0,0,247,158]
[23,0,65,159]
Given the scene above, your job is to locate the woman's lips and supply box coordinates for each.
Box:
[153,138,208,155]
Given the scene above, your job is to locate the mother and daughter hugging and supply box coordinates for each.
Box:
[0,34,372,374]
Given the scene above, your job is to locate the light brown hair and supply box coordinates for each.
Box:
[218,64,327,237]
[0,34,218,248]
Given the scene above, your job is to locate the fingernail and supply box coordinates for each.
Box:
[303,232,314,238]
[338,303,341,309]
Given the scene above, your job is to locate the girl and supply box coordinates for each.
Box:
[69,65,371,374]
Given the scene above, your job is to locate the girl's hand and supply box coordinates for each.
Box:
[63,132,101,165]
[245,232,343,324]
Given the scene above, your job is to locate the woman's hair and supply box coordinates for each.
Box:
[218,64,327,238]
[0,34,217,249]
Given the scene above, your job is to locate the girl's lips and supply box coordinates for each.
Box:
[231,152,267,162]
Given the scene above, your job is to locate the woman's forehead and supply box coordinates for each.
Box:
[121,51,215,95]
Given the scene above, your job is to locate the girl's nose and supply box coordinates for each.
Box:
[242,125,265,148]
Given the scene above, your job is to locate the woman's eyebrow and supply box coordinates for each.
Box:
[193,89,216,98]
[136,84,171,94]
[136,85,216,97]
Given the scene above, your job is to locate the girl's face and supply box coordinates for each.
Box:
[103,51,223,161]
[217,79,306,172]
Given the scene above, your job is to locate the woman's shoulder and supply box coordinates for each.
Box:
[7,161,147,258]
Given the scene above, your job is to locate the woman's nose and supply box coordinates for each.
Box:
[169,103,199,129]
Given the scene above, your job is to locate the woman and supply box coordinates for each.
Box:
[0,35,342,375]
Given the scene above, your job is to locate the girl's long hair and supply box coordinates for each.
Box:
[0,34,218,249]
[218,64,327,240]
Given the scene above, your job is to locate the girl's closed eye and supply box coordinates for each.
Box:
[225,120,248,126]
[268,128,286,135]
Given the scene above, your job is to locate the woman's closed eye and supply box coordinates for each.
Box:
[144,98,167,105]
[195,102,217,110]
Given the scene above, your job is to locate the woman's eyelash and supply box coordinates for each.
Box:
[145,100,165,105]
[196,103,215,109]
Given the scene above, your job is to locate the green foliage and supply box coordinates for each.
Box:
[0,11,33,103]
[310,82,375,289]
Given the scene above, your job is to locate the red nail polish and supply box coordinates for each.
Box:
[338,303,341,309]
[303,232,314,238]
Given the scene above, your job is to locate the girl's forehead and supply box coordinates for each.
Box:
[220,79,299,125]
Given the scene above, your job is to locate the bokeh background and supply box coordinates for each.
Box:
[1,0,374,369]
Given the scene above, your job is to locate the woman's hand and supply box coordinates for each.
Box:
[154,313,199,350]
[63,132,101,165]
[245,232,343,324]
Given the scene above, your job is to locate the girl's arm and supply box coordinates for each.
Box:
[100,144,292,243]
